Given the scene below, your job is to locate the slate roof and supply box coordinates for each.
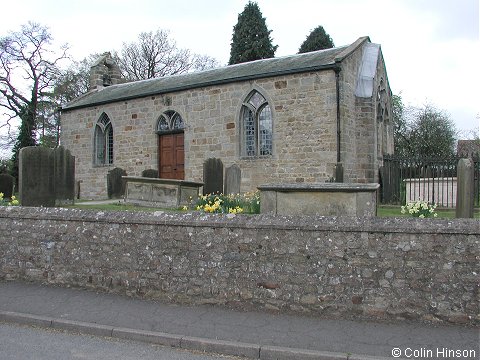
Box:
[62,37,368,111]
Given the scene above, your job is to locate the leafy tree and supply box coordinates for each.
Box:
[409,105,457,157]
[229,1,278,65]
[0,22,68,177]
[115,29,219,81]
[54,56,93,104]
[38,55,99,148]
[392,95,457,158]
[298,26,334,53]
[391,94,410,156]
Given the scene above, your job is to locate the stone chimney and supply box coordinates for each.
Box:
[89,52,123,90]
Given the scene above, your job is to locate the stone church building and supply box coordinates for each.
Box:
[61,36,393,199]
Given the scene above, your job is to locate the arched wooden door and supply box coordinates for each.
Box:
[156,110,185,180]
[158,132,184,180]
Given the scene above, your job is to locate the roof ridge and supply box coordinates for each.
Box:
[63,38,365,112]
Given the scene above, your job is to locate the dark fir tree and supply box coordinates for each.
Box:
[229,1,278,65]
[298,26,334,53]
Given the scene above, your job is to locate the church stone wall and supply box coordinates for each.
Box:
[339,43,393,184]
[62,70,341,199]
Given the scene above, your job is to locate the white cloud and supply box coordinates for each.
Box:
[1,0,478,139]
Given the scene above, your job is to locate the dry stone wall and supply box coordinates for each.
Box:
[0,207,478,325]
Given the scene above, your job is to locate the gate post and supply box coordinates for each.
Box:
[456,158,474,218]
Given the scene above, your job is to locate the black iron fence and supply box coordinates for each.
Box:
[380,153,480,207]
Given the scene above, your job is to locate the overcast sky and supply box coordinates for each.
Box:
[1,0,479,135]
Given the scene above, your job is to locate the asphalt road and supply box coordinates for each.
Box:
[0,322,239,360]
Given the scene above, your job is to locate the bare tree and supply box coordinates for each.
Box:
[0,22,68,151]
[115,29,219,81]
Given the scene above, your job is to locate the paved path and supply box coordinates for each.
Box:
[0,282,478,360]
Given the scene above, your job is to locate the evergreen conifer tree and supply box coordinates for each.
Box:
[298,26,334,53]
[229,1,277,65]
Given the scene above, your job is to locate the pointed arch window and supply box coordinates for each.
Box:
[156,110,185,133]
[94,113,113,165]
[241,91,272,157]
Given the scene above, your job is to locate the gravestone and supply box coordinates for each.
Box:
[224,164,241,195]
[19,147,56,207]
[456,158,474,218]
[107,167,127,199]
[203,158,223,195]
[19,146,76,207]
[0,174,15,198]
[141,169,158,178]
[53,146,75,204]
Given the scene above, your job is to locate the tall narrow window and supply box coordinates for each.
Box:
[94,113,113,165]
[241,91,272,157]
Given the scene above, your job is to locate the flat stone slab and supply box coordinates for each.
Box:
[258,183,379,216]
[123,176,203,208]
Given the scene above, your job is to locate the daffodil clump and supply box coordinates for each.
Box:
[193,191,260,214]
[0,192,19,206]
[401,200,437,218]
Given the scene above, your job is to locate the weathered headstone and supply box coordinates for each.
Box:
[456,158,474,218]
[141,169,158,178]
[53,146,75,204]
[0,174,15,198]
[335,162,344,183]
[19,146,76,207]
[203,158,223,195]
[224,164,241,195]
[107,167,127,199]
[19,147,56,207]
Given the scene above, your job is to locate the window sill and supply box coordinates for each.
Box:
[92,163,115,168]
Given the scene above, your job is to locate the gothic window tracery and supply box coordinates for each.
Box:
[376,78,388,123]
[241,90,273,157]
[156,110,185,133]
[94,113,113,165]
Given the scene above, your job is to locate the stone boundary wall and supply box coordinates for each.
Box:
[0,207,478,325]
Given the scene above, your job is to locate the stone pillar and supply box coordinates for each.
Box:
[456,158,474,218]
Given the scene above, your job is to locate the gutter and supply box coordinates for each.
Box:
[335,65,341,164]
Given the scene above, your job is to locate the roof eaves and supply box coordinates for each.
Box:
[62,62,338,112]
